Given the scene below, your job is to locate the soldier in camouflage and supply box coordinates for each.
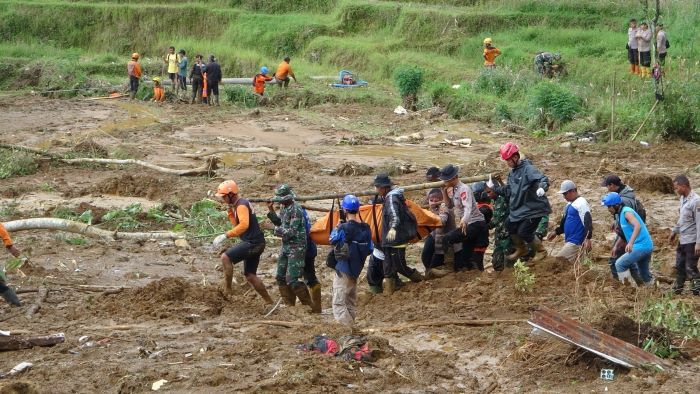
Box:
[267,184,313,308]
[487,187,511,271]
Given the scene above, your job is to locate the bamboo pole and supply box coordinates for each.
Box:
[630,100,660,141]
[247,173,493,203]
[610,71,616,142]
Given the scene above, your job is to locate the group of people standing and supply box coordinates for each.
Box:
[627,18,669,77]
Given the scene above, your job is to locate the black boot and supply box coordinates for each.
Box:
[672,278,685,295]
[692,279,700,296]
[608,257,619,280]
[1,287,21,307]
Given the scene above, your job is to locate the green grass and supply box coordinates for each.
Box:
[0,0,698,139]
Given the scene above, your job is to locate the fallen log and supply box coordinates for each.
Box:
[25,286,48,319]
[368,318,524,333]
[228,320,309,329]
[0,333,65,351]
[182,147,297,159]
[3,218,185,241]
[248,173,494,202]
[59,157,218,176]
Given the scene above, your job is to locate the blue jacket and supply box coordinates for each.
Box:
[330,221,373,278]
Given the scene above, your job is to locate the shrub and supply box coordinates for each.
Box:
[530,82,582,123]
[513,260,535,293]
[473,68,514,97]
[223,85,258,108]
[0,150,38,179]
[393,64,424,104]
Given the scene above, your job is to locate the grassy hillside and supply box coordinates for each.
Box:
[0,0,698,140]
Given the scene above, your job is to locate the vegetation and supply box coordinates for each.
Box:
[513,260,535,293]
[0,149,38,179]
[640,294,700,358]
[393,65,424,109]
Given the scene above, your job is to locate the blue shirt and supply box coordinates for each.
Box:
[620,206,653,252]
[330,221,373,278]
[563,197,590,245]
[178,57,188,77]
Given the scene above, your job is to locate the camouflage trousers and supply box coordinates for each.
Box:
[276,245,306,286]
[491,231,512,271]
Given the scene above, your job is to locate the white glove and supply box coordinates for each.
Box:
[386,228,397,242]
[536,188,545,197]
[486,175,494,189]
[212,234,228,249]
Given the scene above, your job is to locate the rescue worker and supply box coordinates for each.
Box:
[483,37,501,68]
[486,180,511,271]
[366,195,387,294]
[0,223,22,306]
[533,52,561,77]
[422,188,456,278]
[177,49,188,91]
[546,180,593,262]
[601,192,654,286]
[627,19,640,75]
[201,71,209,105]
[206,55,222,106]
[441,164,488,271]
[656,23,668,65]
[267,184,313,308]
[253,66,274,100]
[189,54,206,104]
[212,180,273,305]
[668,175,700,295]
[488,142,551,263]
[330,195,373,326]
[636,22,652,78]
[274,56,297,88]
[151,77,165,103]
[471,181,493,270]
[163,46,180,91]
[420,166,442,271]
[127,52,142,100]
[375,173,422,294]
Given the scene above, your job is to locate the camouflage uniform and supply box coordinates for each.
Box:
[491,195,511,271]
[535,216,549,240]
[269,202,307,286]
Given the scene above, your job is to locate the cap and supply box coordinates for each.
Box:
[439,164,459,181]
[558,180,576,194]
[601,174,622,187]
[373,173,393,188]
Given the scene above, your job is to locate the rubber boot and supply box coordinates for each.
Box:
[214,94,220,106]
[672,278,685,295]
[630,64,636,74]
[309,283,322,313]
[617,270,638,287]
[383,278,396,296]
[278,283,296,306]
[634,64,640,75]
[608,257,619,280]
[1,288,21,307]
[291,283,313,307]
[408,270,423,283]
[368,285,383,294]
[528,238,547,263]
[691,279,700,296]
[129,91,136,100]
[507,235,528,262]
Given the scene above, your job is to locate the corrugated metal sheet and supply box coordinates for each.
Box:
[528,305,673,370]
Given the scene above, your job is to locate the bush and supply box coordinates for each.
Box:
[393,64,424,98]
[0,150,38,179]
[530,82,582,123]
[473,68,514,97]
[223,85,258,108]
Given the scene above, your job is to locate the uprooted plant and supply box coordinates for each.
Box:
[639,294,700,358]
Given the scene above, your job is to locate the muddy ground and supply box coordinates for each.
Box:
[1,95,699,393]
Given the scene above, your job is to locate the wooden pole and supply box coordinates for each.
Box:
[0,333,65,351]
[630,100,659,141]
[247,173,493,203]
[611,71,616,142]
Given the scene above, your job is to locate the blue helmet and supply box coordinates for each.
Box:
[341,194,360,212]
[601,192,622,206]
[261,66,268,74]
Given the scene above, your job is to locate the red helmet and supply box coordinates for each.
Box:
[499,142,519,160]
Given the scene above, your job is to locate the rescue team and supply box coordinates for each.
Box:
[127,49,296,104]
[2,142,697,326]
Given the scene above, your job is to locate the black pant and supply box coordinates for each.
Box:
[628,48,639,65]
[507,217,542,243]
[675,243,700,284]
[383,247,416,279]
[639,51,651,67]
[191,76,203,98]
[304,244,319,287]
[178,75,187,90]
[225,241,265,275]
[444,220,488,270]
[207,81,220,96]
[129,76,140,93]
[421,234,434,270]
[366,254,384,286]
[658,52,667,65]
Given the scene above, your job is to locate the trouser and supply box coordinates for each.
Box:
[658,52,667,65]
[332,271,358,326]
[304,244,320,287]
[470,250,485,271]
[554,242,581,263]
[507,217,542,243]
[366,254,385,287]
[444,221,488,270]
[639,51,651,67]
[382,247,416,279]
[492,226,511,271]
[207,81,220,97]
[178,75,187,91]
[276,246,306,286]
[421,234,435,270]
[191,77,203,101]
[278,77,290,87]
[674,243,700,287]
[628,48,639,65]
[608,235,641,281]
[615,249,653,284]
[129,76,140,94]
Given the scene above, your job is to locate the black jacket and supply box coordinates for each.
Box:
[494,159,551,221]
[206,61,222,83]
[380,188,417,247]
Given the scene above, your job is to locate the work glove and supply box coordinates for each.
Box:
[212,234,228,249]
[536,188,545,197]
[386,228,397,243]
[486,175,494,189]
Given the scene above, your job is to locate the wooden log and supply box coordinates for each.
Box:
[25,287,48,319]
[248,173,493,203]
[59,157,218,176]
[182,147,297,159]
[368,318,524,333]
[0,333,65,351]
[3,218,185,241]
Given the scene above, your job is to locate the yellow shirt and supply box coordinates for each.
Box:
[166,53,180,74]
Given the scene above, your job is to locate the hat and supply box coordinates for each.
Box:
[426,167,440,178]
[601,174,622,187]
[558,180,576,194]
[373,173,393,188]
[272,183,295,202]
[439,164,459,181]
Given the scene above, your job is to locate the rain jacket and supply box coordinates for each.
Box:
[381,188,418,247]
[494,159,551,222]
[0,223,13,247]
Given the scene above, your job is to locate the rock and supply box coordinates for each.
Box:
[560,142,573,149]
[174,239,191,250]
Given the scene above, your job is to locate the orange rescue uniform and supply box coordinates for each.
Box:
[253,73,273,95]
[153,85,165,102]
[275,61,295,80]
[0,223,13,248]
[127,60,142,78]
[483,47,501,66]
[226,205,250,238]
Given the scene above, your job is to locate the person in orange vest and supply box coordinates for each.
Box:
[127,52,142,100]
[253,66,274,99]
[274,56,297,88]
[152,77,165,103]
[201,71,209,105]
[483,38,501,68]
[0,223,22,306]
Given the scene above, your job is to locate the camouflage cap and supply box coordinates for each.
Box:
[272,184,296,202]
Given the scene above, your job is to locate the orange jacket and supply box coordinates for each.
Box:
[483,47,501,66]
[153,86,165,102]
[202,73,208,97]
[0,223,13,247]
[128,60,142,78]
[253,73,273,95]
[275,61,295,80]
[226,205,250,238]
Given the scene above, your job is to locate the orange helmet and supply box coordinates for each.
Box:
[216,180,239,196]
[131,52,140,59]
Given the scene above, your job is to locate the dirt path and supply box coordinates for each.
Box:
[0,96,699,393]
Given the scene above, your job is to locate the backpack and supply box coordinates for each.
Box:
[665,38,670,49]
[634,198,647,223]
